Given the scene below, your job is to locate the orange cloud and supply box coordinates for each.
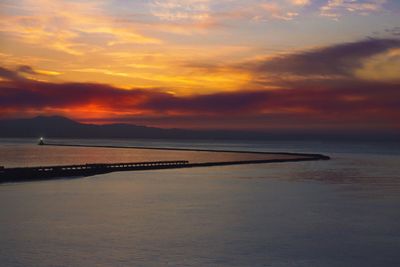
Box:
[0,0,161,56]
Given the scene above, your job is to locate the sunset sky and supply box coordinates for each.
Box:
[0,0,399,132]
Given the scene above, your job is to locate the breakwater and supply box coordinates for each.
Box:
[0,161,189,183]
[42,142,329,158]
[1,143,330,183]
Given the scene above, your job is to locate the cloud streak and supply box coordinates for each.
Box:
[250,38,400,77]
[320,0,387,19]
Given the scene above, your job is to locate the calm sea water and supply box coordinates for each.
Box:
[0,138,399,267]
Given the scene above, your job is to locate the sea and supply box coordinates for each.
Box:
[0,138,399,267]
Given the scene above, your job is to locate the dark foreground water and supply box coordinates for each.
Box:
[0,139,399,267]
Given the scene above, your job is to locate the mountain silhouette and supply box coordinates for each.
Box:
[0,116,260,140]
[0,116,397,141]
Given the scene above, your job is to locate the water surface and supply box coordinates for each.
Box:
[0,139,399,267]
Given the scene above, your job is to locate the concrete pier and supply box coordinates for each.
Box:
[0,141,330,183]
[0,155,329,183]
[0,161,190,183]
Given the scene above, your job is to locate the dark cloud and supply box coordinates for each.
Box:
[252,38,400,76]
[0,80,144,109]
[0,65,57,81]
[17,65,38,75]
[0,67,24,81]
[138,91,268,113]
[385,27,400,36]
[130,83,394,116]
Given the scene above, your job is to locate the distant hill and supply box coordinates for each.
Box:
[0,116,263,140]
[0,116,397,141]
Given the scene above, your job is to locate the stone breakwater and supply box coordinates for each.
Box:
[0,143,330,183]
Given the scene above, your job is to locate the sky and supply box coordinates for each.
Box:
[0,0,399,133]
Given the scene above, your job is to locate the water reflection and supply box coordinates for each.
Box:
[0,142,299,168]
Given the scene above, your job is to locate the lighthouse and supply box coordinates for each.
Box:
[38,137,44,145]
